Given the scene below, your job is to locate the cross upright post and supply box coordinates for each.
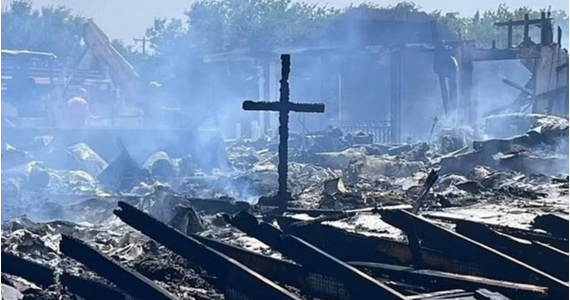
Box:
[242,54,325,211]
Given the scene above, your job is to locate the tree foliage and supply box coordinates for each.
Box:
[1,0,86,58]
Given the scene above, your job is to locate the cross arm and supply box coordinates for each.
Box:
[243,101,325,113]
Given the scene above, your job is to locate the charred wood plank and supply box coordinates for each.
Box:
[379,210,569,299]
[114,201,302,300]
[2,251,54,287]
[455,220,568,281]
[273,216,489,276]
[2,250,125,300]
[532,214,569,239]
[349,261,547,299]
[59,235,179,300]
[424,214,569,252]
[260,204,412,217]
[224,211,407,300]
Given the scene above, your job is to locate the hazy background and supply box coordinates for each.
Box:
[24,0,570,43]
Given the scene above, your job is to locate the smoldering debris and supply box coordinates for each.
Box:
[2,113,569,300]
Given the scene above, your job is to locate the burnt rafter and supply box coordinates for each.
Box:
[224,211,408,300]
[59,235,180,300]
[113,201,302,300]
[379,209,569,299]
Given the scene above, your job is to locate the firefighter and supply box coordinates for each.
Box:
[62,87,96,128]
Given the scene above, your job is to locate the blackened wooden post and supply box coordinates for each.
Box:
[243,55,325,210]
[278,55,291,209]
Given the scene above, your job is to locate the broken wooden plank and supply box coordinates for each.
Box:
[349,261,547,299]
[59,235,180,300]
[114,201,302,300]
[424,214,569,252]
[224,211,408,300]
[455,219,568,281]
[379,210,569,299]
[273,215,489,277]
[532,214,569,239]
[261,204,413,217]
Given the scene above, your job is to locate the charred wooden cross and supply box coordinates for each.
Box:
[242,54,325,210]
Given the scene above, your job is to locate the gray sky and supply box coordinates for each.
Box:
[26,0,569,42]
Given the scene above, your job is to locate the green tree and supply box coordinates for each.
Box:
[1,0,86,58]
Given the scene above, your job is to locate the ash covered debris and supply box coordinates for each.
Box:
[2,5,569,300]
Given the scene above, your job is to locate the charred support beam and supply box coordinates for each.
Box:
[455,220,568,281]
[532,214,569,239]
[59,235,180,300]
[114,201,302,300]
[2,250,125,300]
[379,210,569,298]
[350,261,547,299]
[2,251,55,287]
[273,216,488,276]
[424,214,569,252]
[225,211,407,300]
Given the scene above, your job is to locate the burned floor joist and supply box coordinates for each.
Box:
[273,215,489,277]
[379,210,569,299]
[455,219,568,281]
[113,201,303,300]
[59,235,180,300]
[424,214,569,252]
[348,261,547,299]
[224,211,412,300]
[2,250,125,300]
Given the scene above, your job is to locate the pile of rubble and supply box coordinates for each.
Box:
[1,113,568,300]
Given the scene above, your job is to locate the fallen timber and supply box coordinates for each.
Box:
[273,215,489,276]
[2,250,125,300]
[455,219,568,281]
[424,214,569,252]
[59,235,180,300]
[259,204,413,217]
[192,231,547,299]
[114,201,303,300]
[349,262,547,299]
[224,211,408,300]
[379,210,569,299]
[532,214,569,239]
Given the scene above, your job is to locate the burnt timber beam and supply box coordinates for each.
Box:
[532,214,569,239]
[406,289,471,299]
[2,250,125,300]
[495,18,552,26]
[192,229,548,299]
[349,261,547,299]
[114,201,303,300]
[379,210,569,298]
[455,220,568,281]
[262,204,413,217]
[60,235,180,300]
[273,215,489,276]
[466,48,541,62]
[224,211,408,300]
[424,214,569,252]
[2,251,55,287]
